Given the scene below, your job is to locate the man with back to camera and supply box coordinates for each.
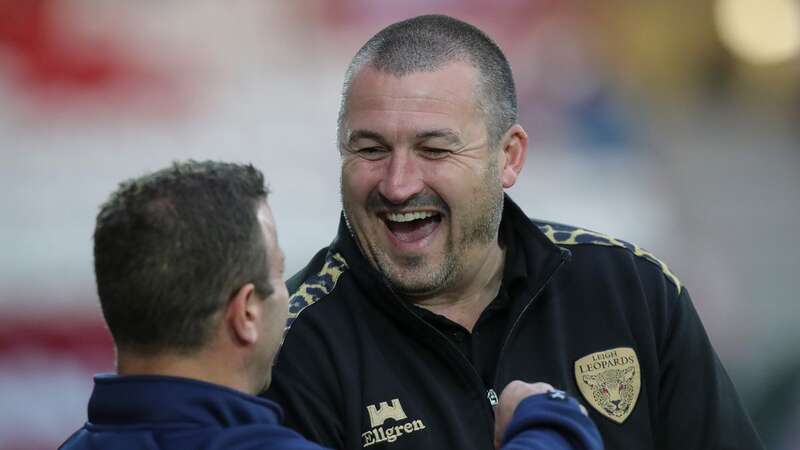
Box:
[264,14,764,450]
[59,160,602,450]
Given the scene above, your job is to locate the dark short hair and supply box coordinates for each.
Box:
[338,14,517,145]
[93,160,270,356]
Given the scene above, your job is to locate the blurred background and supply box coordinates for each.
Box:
[1,0,798,448]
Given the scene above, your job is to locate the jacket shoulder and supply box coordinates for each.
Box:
[533,219,682,293]
[287,248,349,328]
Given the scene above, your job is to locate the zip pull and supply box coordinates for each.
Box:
[487,388,499,407]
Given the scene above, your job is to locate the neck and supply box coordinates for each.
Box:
[413,241,505,332]
[116,348,257,394]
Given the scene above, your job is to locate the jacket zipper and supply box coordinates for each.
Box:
[348,222,496,431]
[382,281,498,449]
[378,248,570,449]
[492,248,571,391]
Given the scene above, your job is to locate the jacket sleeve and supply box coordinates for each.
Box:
[262,317,346,450]
[655,287,764,450]
[501,394,603,450]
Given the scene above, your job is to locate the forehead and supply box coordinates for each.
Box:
[344,62,482,131]
[256,200,278,251]
[256,200,275,229]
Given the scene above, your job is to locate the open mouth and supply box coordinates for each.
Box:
[383,211,442,243]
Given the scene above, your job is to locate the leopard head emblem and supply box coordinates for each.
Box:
[575,347,641,423]
[583,367,635,418]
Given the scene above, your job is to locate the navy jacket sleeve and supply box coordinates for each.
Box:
[654,287,763,450]
[501,394,603,450]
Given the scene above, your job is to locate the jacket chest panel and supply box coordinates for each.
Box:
[493,329,656,449]
[353,355,496,450]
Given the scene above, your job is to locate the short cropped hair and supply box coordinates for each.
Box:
[338,14,517,146]
[93,160,270,356]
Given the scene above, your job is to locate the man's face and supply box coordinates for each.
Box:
[339,62,505,297]
[254,201,288,389]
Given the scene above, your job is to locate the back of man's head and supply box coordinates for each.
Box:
[93,160,270,357]
[339,14,517,145]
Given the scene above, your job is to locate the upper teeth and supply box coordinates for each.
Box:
[386,211,436,223]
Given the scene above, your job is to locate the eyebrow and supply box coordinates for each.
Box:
[346,129,464,147]
[415,129,463,146]
[346,130,391,148]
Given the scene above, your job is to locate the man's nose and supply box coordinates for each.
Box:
[378,149,424,205]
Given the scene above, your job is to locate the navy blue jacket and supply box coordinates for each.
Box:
[60,375,326,450]
[500,391,602,450]
[61,375,600,450]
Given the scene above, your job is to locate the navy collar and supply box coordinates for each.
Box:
[88,374,283,428]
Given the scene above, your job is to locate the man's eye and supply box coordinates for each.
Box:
[419,147,451,159]
[354,147,389,160]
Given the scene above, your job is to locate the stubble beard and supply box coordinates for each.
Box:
[342,158,504,299]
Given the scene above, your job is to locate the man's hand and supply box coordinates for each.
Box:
[493,380,588,449]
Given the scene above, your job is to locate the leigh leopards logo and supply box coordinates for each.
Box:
[575,347,641,423]
[362,398,426,447]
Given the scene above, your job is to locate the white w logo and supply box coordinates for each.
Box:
[367,398,407,428]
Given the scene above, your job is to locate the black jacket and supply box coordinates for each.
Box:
[265,196,762,450]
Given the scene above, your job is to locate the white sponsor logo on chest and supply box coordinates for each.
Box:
[362,398,426,447]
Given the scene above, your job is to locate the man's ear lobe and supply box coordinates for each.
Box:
[500,124,528,188]
[226,283,259,345]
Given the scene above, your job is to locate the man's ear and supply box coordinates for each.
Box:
[226,283,262,346]
[499,124,528,189]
